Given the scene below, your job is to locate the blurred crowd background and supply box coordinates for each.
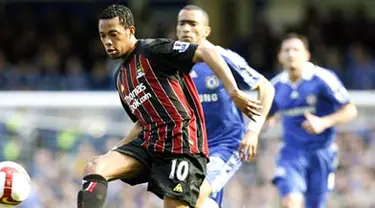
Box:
[1,0,375,207]
[1,0,375,91]
[1,108,374,208]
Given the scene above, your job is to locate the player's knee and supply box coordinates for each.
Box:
[83,156,108,178]
[282,193,303,208]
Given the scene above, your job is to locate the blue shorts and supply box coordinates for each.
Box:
[206,146,242,206]
[272,143,338,208]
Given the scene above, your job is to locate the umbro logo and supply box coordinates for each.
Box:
[136,71,145,79]
[136,65,145,79]
[173,183,183,193]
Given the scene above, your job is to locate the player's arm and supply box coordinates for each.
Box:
[147,39,261,119]
[257,78,277,132]
[239,78,275,160]
[321,102,357,127]
[264,114,278,130]
[258,77,280,132]
[221,54,275,134]
[247,77,275,134]
[303,102,357,134]
[112,121,142,150]
[193,42,262,119]
[302,71,358,134]
[193,42,240,97]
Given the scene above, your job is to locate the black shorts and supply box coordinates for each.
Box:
[113,138,207,208]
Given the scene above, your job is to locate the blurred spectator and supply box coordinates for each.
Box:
[0,107,370,207]
[0,51,9,89]
[345,43,375,89]
[325,47,345,78]
[0,3,374,90]
[63,56,89,90]
[89,60,113,90]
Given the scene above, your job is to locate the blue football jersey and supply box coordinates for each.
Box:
[191,46,263,149]
[270,62,350,149]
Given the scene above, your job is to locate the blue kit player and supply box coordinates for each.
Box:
[176,5,275,208]
[268,33,358,208]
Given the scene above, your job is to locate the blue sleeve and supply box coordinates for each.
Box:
[319,71,350,107]
[268,85,278,116]
[269,101,278,116]
[222,56,263,91]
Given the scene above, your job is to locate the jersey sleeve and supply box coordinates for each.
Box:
[146,39,198,74]
[222,55,263,90]
[268,79,280,116]
[268,98,279,116]
[119,95,138,123]
[320,70,350,107]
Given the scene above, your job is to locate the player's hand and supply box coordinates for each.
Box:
[230,90,262,121]
[302,112,330,134]
[238,131,259,161]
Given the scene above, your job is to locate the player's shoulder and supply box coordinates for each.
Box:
[270,71,287,87]
[311,64,344,88]
[138,38,172,48]
[215,46,247,65]
[140,38,192,54]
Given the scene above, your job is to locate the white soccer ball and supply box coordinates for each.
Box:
[0,161,31,207]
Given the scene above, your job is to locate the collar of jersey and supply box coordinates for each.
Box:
[279,62,316,84]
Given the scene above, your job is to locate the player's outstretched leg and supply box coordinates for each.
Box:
[77,151,146,208]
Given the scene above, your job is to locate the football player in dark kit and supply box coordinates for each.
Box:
[77,4,262,208]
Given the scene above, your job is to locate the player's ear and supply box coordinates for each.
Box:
[128,26,136,36]
[305,50,311,61]
[204,26,211,38]
[277,51,282,64]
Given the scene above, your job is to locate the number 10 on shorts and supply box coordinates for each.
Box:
[169,159,189,181]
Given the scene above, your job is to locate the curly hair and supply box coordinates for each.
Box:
[99,4,134,28]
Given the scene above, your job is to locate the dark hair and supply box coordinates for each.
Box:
[99,4,134,28]
[281,33,309,50]
[181,5,209,24]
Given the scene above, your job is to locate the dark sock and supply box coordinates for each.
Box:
[77,174,108,208]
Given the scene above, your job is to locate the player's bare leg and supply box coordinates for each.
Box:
[77,151,146,208]
[282,193,304,208]
[195,180,212,208]
[83,151,145,179]
[164,196,190,208]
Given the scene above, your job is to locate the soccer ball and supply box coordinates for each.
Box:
[0,161,31,207]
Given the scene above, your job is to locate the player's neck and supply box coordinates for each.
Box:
[288,68,302,83]
[200,39,213,46]
[122,37,138,61]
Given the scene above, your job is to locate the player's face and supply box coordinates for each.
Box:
[278,38,310,70]
[176,10,210,44]
[99,17,135,59]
